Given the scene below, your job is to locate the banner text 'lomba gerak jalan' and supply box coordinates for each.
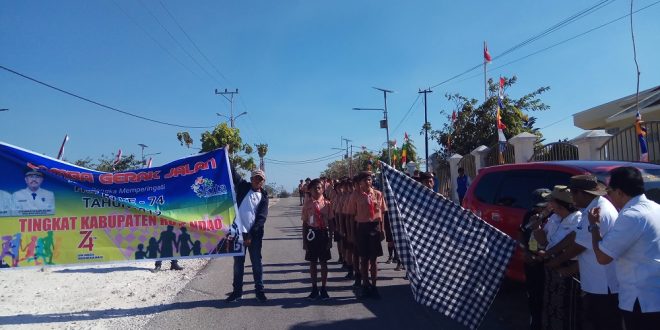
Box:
[0,142,244,269]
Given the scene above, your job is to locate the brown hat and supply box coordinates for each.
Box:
[251,169,266,180]
[542,185,573,204]
[355,171,372,182]
[569,175,607,196]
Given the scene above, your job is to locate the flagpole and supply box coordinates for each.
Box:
[483,41,488,103]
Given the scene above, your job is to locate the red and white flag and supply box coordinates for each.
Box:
[483,41,492,63]
[146,158,153,168]
[56,134,69,160]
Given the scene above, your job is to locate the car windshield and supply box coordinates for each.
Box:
[594,168,660,204]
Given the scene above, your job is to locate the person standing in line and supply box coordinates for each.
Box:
[298,179,305,206]
[588,167,660,330]
[301,179,333,300]
[348,171,387,299]
[226,168,269,303]
[456,167,470,206]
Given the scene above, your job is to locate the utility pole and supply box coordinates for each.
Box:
[374,87,394,166]
[419,88,432,172]
[341,137,352,176]
[215,88,246,128]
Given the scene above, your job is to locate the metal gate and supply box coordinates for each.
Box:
[485,143,515,167]
[599,121,660,163]
[434,159,451,196]
[530,142,579,162]
[457,153,477,179]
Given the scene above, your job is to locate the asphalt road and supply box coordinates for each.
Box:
[144,197,528,330]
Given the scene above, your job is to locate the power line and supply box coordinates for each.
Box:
[137,0,222,86]
[391,94,421,135]
[452,0,660,85]
[159,0,231,85]
[0,65,214,129]
[110,0,204,82]
[266,150,345,164]
[429,0,617,89]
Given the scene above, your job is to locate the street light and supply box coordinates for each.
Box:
[138,144,148,163]
[216,111,247,128]
[353,87,394,166]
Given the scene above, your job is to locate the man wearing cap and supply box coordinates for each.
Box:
[588,167,660,329]
[12,170,55,216]
[226,167,269,303]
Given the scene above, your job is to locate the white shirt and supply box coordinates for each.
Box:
[544,211,581,250]
[12,188,55,216]
[0,190,13,216]
[599,194,660,312]
[237,189,262,233]
[574,196,619,294]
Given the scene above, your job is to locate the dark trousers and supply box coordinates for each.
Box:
[621,299,660,330]
[524,262,545,330]
[232,229,264,294]
[583,292,622,330]
[155,259,178,267]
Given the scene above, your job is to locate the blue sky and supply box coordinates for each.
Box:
[1,0,659,192]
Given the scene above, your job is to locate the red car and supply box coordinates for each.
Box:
[462,160,660,282]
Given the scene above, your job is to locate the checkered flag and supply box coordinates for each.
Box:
[380,162,515,330]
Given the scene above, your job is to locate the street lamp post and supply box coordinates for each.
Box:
[137,144,148,164]
[374,87,394,166]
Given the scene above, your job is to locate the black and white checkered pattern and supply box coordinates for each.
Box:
[381,162,515,330]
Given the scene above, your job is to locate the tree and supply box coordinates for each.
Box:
[74,153,143,172]
[178,122,255,175]
[321,149,378,179]
[255,143,268,171]
[430,76,549,158]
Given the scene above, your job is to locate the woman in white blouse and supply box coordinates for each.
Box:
[532,185,582,330]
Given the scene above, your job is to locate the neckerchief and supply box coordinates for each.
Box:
[314,200,325,228]
[363,189,375,219]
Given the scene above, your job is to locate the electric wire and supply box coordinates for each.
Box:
[137,0,221,86]
[110,0,204,82]
[450,0,660,86]
[429,0,618,90]
[0,65,214,129]
[391,94,421,135]
[266,150,345,164]
[159,0,231,85]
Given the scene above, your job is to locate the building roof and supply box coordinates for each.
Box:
[573,85,660,130]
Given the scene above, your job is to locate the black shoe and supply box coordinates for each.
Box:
[385,256,393,264]
[319,287,330,300]
[307,287,319,300]
[152,264,161,272]
[255,291,268,302]
[370,286,381,300]
[358,285,371,299]
[394,263,402,271]
[225,291,242,303]
[343,271,354,280]
[170,262,184,271]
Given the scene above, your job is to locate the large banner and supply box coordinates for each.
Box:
[0,142,244,269]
